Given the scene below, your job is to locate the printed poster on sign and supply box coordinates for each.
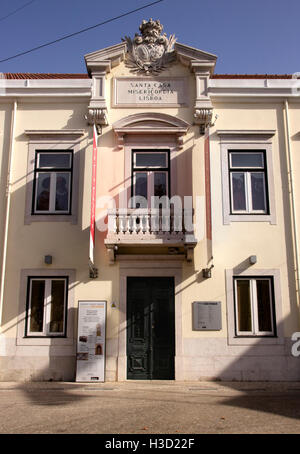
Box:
[76,301,106,382]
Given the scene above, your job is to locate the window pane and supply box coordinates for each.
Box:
[231,152,264,168]
[36,173,50,211]
[154,172,167,197]
[135,172,148,199]
[232,173,246,211]
[55,173,70,211]
[256,280,272,332]
[38,153,71,169]
[49,280,66,333]
[135,153,167,167]
[236,280,252,332]
[251,173,266,211]
[29,280,45,332]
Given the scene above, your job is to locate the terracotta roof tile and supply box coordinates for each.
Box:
[4,73,90,79]
[211,74,293,79]
[2,73,295,80]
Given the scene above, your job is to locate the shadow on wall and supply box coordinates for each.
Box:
[0,106,300,421]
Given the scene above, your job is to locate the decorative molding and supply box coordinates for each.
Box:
[84,43,127,74]
[217,130,276,142]
[86,108,108,126]
[175,43,217,74]
[117,254,185,262]
[185,246,194,262]
[194,108,213,130]
[112,112,189,149]
[25,129,86,140]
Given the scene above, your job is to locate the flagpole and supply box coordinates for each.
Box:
[89,123,98,278]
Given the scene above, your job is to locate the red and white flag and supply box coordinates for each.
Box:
[89,124,98,265]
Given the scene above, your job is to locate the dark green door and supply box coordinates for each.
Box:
[127,277,175,380]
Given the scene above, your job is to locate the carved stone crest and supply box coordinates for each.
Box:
[122,19,176,75]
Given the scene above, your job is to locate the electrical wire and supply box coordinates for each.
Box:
[0,0,37,23]
[0,0,165,63]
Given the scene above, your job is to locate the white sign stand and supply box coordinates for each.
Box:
[76,301,106,382]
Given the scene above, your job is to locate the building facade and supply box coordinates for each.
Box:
[0,19,299,381]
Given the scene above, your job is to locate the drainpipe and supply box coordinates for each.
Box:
[0,100,17,328]
[284,99,300,311]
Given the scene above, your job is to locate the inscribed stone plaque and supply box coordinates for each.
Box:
[113,77,187,107]
[192,301,222,331]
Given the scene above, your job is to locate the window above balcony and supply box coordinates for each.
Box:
[105,113,195,263]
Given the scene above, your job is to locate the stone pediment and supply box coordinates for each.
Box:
[85,43,127,74]
[84,19,218,131]
[112,113,190,149]
[85,41,217,75]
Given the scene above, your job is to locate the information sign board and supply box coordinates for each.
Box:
[76,301,106,382]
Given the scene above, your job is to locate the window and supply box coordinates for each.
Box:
[234,277,275,336]
[25,130,84,224]
[218,130,276,224]
[26,277,68,337]
[33,151,73,214]
[132,149,169,206]
[229,151,268,214]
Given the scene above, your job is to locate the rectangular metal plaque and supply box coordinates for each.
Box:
[76,301,106,382]
[113,77,187,107]
[192,301,222,331]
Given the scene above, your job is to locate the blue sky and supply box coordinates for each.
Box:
[0,0,299,74]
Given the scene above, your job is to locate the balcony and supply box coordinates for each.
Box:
[104,209,197,262]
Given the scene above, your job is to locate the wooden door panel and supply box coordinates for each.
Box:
[127,277,175,380]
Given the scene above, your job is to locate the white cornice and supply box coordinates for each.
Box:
[0,79,92,98]
[25,129,86,141]
[217,130,276,142]
[209,78,300,100]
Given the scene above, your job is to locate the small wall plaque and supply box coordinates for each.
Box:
[192,301,222,331]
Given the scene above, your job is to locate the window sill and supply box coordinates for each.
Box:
[224,213,276,224]
[17,337,74,346]
[25,214,77,225]
[228,336,284,346]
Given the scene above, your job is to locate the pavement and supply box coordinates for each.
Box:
[0,380,300,434]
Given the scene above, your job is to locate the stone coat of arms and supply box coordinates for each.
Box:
[122,19,177,75]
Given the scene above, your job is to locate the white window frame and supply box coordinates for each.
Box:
[218,131,276,224]
[17,268,76,347]
[229,151,268,214]
[133,151,168,168]
[34,151,73,214]
[132,149,170,205]
[133,170,169,200]
[225,268,284,346]
[24,130,85,224]
[234,277,275,336]
[26,277,68,337]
